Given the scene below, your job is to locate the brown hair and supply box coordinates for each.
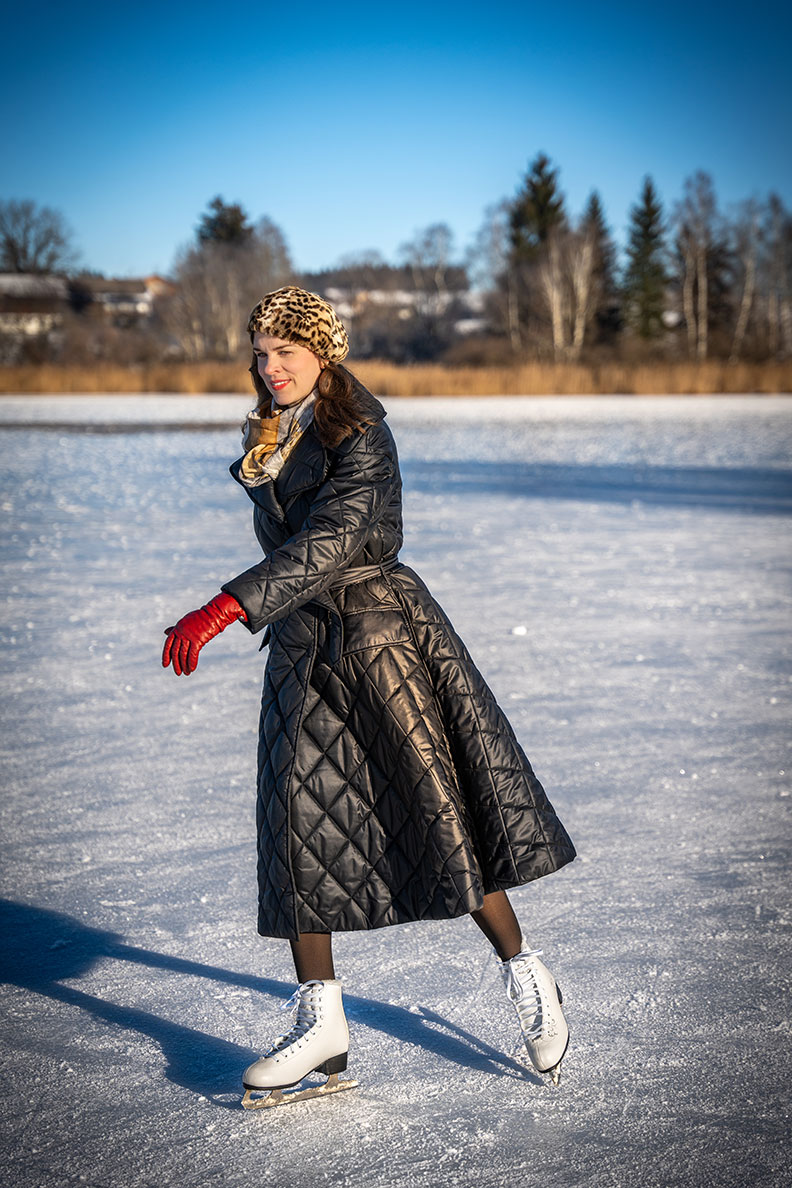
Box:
[248,356,378,448]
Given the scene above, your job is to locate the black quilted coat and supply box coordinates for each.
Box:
[222,386,575,940]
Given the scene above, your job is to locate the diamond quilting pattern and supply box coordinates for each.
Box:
[224,410,574,939]
[252,564,574,939]
[289,637,482,932]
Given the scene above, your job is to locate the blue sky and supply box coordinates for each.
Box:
[2,0,789,278]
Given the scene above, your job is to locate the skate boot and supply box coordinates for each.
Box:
[241,979,357,1110]
[498,941,569,1086]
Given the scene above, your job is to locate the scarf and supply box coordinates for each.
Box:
[238,389,318,487]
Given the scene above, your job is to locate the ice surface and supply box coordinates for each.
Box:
[1,396,790,1187]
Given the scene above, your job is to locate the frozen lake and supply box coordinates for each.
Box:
[1,395,790,1187]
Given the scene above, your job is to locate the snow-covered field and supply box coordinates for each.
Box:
[1,395,790,1188]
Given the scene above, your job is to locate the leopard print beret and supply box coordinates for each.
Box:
[247,286,349,363]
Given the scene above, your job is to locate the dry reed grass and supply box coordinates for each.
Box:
[1,359,790,396]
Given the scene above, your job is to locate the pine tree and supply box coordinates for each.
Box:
[502,154,567,352]
[623,177,668,339]
[166,202,292,360]
[580,191,621,341]
[196,196,253,245]
[509,153,566,262]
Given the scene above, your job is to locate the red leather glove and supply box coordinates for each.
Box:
[162,592,247,676]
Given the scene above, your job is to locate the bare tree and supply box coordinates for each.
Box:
[569,226,596,360]
[729,200,761,363]
[467,202,511,291]
[0,199,79,274]
[674,173,721,360]
[466,201,519,349]
[163,213,292,360]
[399,223,455,316]
[537,222,597,362]
[393,223,467,359]
[539,232,568,360]
[763,195,792,358]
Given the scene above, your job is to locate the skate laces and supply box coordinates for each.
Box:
[501,949,549,1041]
[267,980,324,1055]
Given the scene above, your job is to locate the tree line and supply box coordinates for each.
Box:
[1,156,791,366]
[474,155,791,365]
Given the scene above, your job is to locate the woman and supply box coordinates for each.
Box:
[162,287,576,1107]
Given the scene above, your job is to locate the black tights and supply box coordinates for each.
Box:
[469,889,524,961]
[288,890,524,982]
[289,931,337,982]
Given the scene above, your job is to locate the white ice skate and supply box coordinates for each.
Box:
[241,979,357,1110]
[499,942,569,1086]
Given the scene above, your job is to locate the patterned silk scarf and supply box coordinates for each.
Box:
[238,389,318,488]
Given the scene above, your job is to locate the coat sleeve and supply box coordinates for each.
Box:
[221,420,399,634]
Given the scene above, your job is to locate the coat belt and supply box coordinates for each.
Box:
[317,556,402,663]
[258,558,403,655]
[328,555,402,592]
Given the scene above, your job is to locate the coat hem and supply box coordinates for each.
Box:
[256,847,576,939]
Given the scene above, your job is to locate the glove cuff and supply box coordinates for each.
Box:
[206,591,248,627]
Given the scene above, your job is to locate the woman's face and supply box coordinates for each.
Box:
[252,334,323,407]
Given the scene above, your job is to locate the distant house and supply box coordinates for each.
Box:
[84,277,153,319]
[76,274,176,324]
[320,284,487,336]
[0,273,70,337]
[0,272,179,362]
[0,272,176,338]
[303,265,473,321]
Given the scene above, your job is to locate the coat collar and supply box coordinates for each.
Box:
[229,378,386,512]
[347,381,387,425]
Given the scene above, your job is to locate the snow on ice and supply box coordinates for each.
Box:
[0,395,790,1188]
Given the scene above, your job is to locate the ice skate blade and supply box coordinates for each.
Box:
[241,1073,359,1111]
